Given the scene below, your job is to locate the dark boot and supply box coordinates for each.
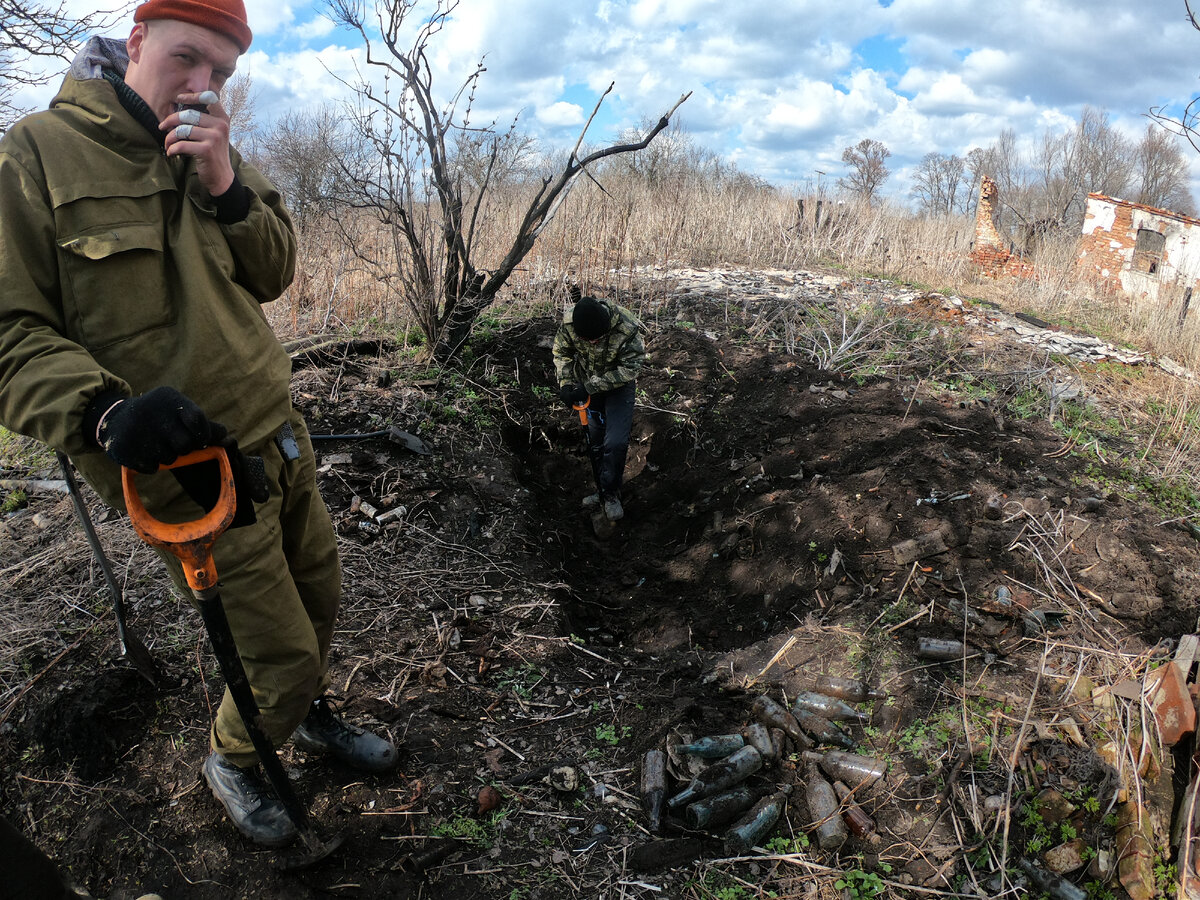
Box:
[292,697,398,773]
[202,752,297,848]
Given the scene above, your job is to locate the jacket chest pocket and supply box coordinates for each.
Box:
[58,216,173,350]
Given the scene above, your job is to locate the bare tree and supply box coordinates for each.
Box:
[838,138,890,202]
[969,128,1026,199]
[257,105,352,233]
[325,0,689,361]
[221,71,259,154]
[451,126,539,195]
[1133,124,1195,213]
[1,0,126,133]
[1035,107,1132,228]
[910,152,967,216]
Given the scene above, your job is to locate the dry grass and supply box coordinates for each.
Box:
[270,173,1196,372]
[262,176,1200,527]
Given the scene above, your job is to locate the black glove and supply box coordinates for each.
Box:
[98,386,227,474]
[559,383,589,406]
[171,437,270,529]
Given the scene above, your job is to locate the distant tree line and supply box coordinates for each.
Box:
[838,107,1195,228]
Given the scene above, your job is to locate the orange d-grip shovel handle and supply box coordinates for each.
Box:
[121,445,236,593]
[573,397,590,425]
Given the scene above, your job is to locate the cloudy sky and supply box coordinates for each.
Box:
[19,0,1200,201]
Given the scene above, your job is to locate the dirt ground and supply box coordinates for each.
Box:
[2,267,1197,899]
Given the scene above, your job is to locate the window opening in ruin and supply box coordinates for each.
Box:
[1134,228,1166,275]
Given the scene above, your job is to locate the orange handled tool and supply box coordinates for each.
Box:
[122,446,341,868]
[573,396,590,425]
[122,445,236,592]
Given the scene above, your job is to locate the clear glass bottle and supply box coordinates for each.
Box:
[793,707,856,750]
[751,695,811,749]
[743,722,776,764]
[793,690,870,722]
[917,637,966,660]
[769,728,786,763]
[641,749,666,833]
[805,763,847,850]
[802,750,886,787]
[814,674,884,703]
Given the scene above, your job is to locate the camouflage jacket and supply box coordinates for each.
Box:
[552,301,646,395]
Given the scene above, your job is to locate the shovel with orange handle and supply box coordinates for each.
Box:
[572,396,590,426]
[122,445,342,869]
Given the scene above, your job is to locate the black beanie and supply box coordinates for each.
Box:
[572,297,611,340]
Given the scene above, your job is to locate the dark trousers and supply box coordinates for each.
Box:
[586,381,635,498]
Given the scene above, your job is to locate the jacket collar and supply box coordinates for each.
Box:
[59,37,164,148]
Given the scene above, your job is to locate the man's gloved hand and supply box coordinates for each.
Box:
[171,437,270,529]
[98,386,227,474]
[559,383,589,406]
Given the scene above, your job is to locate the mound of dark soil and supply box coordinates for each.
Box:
[1,270,1196,899]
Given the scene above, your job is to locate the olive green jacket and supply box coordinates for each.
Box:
[0,40,296,508]
[552,301,646,395]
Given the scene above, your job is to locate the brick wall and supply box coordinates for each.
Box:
[969,176,1035,278]
[1076,197,1134,294]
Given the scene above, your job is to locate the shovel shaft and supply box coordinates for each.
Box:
[57,452,130,648]
[60,451,162,684]
[122,448,335,860]
[196,585,316,840]
[573,397,590,426]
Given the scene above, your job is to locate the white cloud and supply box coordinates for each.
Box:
[243,0,296,38]
[9,0,1200,202]
[537,101,585,127]
[238,44,365,114]
[291,16,336,42]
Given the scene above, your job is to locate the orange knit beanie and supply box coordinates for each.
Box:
[134,0,252,53]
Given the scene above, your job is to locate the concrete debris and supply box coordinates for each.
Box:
[628,265,1171,372]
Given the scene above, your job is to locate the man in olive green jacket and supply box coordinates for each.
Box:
[0,0,395,849]
[553,295,647,521]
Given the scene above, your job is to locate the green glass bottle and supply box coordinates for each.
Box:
[674,733,745,758]
[666,745,763,809]
[684,785,759,829]
[724,790,788,855]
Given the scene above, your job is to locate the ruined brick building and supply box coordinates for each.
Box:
[1077,193,1200,302]
[970,176,1200,305]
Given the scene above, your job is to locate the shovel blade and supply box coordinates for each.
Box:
[119,631,169,688]
[273,831,345,871]
[387,426,432,456]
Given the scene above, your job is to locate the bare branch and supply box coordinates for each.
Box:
[326,0,691,361]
